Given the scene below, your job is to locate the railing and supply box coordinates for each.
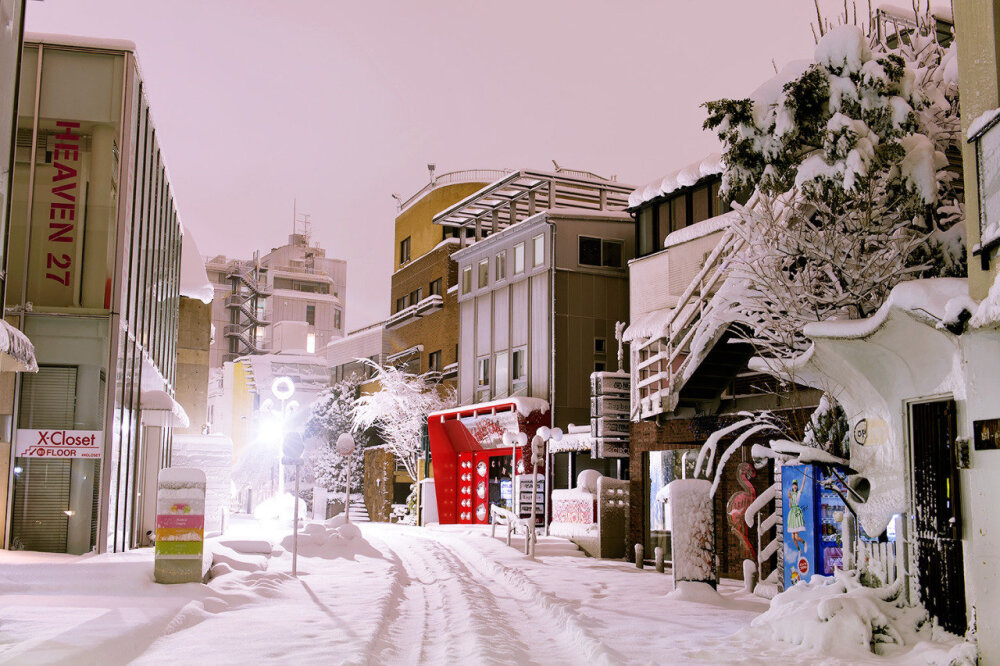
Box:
[399,169,514,211]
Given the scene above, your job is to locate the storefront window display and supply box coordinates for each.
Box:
[644,448,700,560]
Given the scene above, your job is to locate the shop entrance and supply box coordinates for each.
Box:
[910,399,966,634]
[458,448,520,525]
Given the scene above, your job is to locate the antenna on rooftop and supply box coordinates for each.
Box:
[292,199,312,244]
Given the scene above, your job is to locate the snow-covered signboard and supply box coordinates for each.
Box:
[154,468,206,584]
[973,113,1000,251]
[15,429,102,459]
[459,410,520,449]
[590,371,630,459]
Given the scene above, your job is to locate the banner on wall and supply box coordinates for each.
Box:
[15,429,103,459]
[459,409,520,449]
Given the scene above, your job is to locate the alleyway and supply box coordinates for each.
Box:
[0,520,964,665]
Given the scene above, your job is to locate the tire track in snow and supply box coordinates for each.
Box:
[361,526,595,665]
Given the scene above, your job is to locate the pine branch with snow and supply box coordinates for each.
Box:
[704,16,965,361]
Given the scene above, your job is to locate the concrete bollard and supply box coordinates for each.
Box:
[654,546,664,573]
[635,543,644,569]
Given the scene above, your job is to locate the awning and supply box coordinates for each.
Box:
[140,390,190,428]
[0,319,38,373]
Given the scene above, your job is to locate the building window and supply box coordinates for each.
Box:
[396,296,408,312]
[477,357,490,387]
[533,234,544,267]
[637,206,656,257]
[494,351,509,397]
[400,236,411,265]
[512,347,526,386]
[410,288,422,305]
[579,237,624,268]
[429,278,443,297]
[428,350,442,373]
[595,361,606,372]
[306,304,315,326]
[513,243,525,274]
[595,338,606,354]
[496,250,507,281]
[462,266,472,294]
[307,333,316,353]
[478,258,489,288]
[334,309,342,330]
[579,236,602,266]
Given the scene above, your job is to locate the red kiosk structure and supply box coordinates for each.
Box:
[427,398,550,525]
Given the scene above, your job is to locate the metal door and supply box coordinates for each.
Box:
[910,400,966,635]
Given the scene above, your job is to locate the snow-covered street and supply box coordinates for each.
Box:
[0,519,966,665]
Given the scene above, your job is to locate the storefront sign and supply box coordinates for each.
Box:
[592,417,629,438]
[15,429,102,459]
[459,409,520,449]
[853,419,868,446]
[32,120,83,307]
[154,468,206,584]
[591,396,630,418]
[974,418,1000,451]
[594,437,629,459]
[591,371,630,396]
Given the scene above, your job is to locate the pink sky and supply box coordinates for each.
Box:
[26,0,870,330]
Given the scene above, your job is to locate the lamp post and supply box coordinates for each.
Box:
[336,433,356,523]
[270,376,296,496]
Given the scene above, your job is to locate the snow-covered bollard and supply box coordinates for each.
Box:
[655,546,664,573]
[667,479,715,587]
[635,543,644,569]
[743,559,757,593]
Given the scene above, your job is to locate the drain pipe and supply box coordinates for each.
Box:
[545,217,556,536]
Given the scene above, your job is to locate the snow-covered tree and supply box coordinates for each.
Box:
[352,360,455,480]
[303,379,366,493]
[704,11,964,360]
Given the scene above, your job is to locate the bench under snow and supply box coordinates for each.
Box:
[490,505,532,552]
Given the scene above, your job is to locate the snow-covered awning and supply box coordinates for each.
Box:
[0,319,38,373]
[140,390,190,429]
[180,224,213,304]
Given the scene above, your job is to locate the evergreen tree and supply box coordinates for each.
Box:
[303,379,366,493]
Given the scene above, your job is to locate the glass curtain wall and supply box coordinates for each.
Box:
[6,42,181,554]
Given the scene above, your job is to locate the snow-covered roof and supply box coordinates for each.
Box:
[24,32,136,52]
[803,278,969,340]
[140,389,190,429]
[428,397,549,420]
[180,224,214,303]
[967,107,1000,142]
[628,154,723,209]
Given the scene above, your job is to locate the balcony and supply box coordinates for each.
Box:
[385,294,444,330]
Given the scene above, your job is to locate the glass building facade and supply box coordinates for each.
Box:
[3,36,182,553]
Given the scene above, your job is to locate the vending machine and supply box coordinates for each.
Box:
[781,464,847,588]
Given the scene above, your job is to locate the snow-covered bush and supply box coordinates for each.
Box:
[802,393,850,459]
[303,379,366,493]
[353,360,455,481]
[747,568,976,661]
[704,13,964,359]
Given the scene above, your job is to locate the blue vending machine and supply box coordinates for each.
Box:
[782,464,846,588]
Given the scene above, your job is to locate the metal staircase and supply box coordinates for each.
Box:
[631,227,750,421]
[223,258,271,362]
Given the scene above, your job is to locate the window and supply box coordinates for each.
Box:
[513,243,525,274]
[512,347,527,385]
[428,350,442,373]
[579,236,602,266]
[429,278,443,297]
[602,240,623,268]
[396,296,408,312]
[637,207,656,257]
[532,234,544,267]
[462,266,472,294]
[410,288,422,305]
[478,258,489,288]
[334,309,342,330]
[595,361,606,372]
[495,250,507,281]
[579,237,624,268]
[595,338,606,354]
[399,236,411,264]
[307,333,316,354]
[306,304,315,325]
[477,357,490,387]
[494,351,509,397]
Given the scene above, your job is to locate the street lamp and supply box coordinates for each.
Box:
[336,433,356,523]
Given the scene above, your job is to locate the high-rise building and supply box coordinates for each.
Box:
[205,232,346,368]
[3,34,187,553]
